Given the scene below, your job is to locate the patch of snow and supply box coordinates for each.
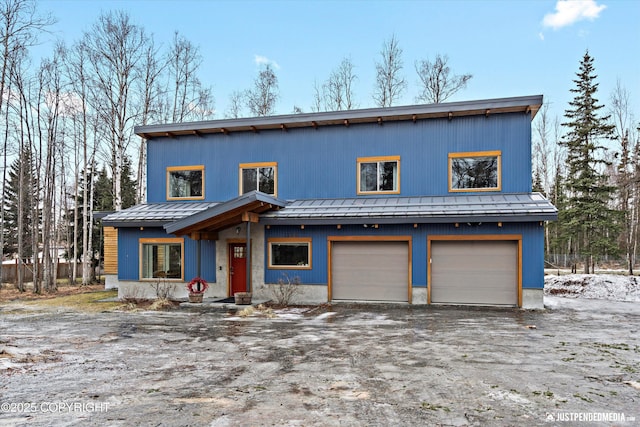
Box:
[544,274,640,302]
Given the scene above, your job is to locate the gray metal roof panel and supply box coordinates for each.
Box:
[102,202,219,227]
[260,193,557,224]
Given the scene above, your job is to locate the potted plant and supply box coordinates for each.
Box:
[187,277,208,303]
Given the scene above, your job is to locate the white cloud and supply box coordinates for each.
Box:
[254,54,280,69]
[542,0,607,30]
[538,32,545,41]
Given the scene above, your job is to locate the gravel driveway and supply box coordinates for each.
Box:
[1,297,639,426]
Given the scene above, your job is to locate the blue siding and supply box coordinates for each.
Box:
[264,222,544,290]
[118,227,216,283]
[147,113,532,203]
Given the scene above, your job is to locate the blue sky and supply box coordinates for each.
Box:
[38,0,639,124]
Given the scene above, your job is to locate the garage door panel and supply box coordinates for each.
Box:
[431,240,517,306]
[332,241,408,302]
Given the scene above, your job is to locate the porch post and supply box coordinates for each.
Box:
[196,239,201,278]
[245,221,251,292]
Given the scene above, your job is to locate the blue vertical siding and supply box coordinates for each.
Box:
[146,112,533,203]
[118,227,216,283]
[264,221,544,290]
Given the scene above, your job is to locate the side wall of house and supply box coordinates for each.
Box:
[264,222,545,290]
[117,227,217,284]
[146,112,533,203]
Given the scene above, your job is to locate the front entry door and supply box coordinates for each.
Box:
[229,243,247,295]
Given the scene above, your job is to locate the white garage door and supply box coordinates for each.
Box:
[332,241,409,302]
[430,240,518,306]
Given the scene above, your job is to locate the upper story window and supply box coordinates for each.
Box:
[239,162,277,196]
[167,165,204,200]
[357,156,400,195]
[449,150,501,192]
[140,238,183,280]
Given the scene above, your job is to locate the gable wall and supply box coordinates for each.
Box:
[146,112,532,202]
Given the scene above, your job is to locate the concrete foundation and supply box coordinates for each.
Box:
[523,288,544,310]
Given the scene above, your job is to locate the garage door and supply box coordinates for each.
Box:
[430,240,518,306]
[332,241,409,302]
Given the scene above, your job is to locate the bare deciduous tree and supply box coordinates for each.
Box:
[83,10,147,212]
[415,54,472,104]
[245,63,279,117]
[225,90,244,119]
[372,34,406,107]
[320,57,357,111]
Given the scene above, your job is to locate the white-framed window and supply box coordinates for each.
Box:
[140,238,184,280]
[357,156,400,194]
[268,238,311,269]
[239,162,277,196]
[449,150,501,192]
[167,165,204,200]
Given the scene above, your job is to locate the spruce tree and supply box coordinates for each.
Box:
[560,51,620,273]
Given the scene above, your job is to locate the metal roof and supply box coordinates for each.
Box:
[103,192,556,229]
[135,95,543,139]
[101,202,219,227]
[260,193,557,225]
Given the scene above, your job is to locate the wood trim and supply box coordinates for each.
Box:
[166,165,205,201]
[238,161,278,197]
[356,155,401,195]
[267,237,312,270]
[327,235,413,303]
[103,227,118,274]
[138,237,184,281]
[447,150,502,193]
[427,234,522,307]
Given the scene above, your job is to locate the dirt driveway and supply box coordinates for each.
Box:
[1,297,639,426]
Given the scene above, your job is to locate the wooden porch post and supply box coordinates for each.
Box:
[245,220,251,292]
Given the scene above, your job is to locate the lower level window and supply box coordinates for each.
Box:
[268,238,311,269]
[140,239,183,279]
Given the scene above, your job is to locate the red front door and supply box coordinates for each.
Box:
[229,243,247,295]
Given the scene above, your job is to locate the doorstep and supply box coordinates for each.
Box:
[179,298,271,311]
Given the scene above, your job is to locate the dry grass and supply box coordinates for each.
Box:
[1,283,120,312]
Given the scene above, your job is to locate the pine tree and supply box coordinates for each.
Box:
[560,51,621,273]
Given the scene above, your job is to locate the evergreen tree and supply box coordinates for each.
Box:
[2,150,38,260]
[560,51,621,273]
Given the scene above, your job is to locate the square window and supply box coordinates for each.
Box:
[167,166,204,200]
[449,151,501,192]
[357,156,400,194]
[240,162,277,196]
[140,239,183,280]
[268,238,311,269]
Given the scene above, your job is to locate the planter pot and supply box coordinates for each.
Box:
[188,293,204,303]
[234,292,252,305]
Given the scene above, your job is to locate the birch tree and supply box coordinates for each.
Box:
[372,34,406,107]
[246,63,278,116]
[415,54,472,104]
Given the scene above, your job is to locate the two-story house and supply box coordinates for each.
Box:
[102,95,557,308]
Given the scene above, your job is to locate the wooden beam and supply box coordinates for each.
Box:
[165,132,175,138]
[221,128,229,135]
[241,211,260,223]
[189,231,218,241]
[192,130,202,137]
[448,112,453,121]
[250,125,258,133]
[377,117,383,126]
[412,114,417,123]
[311,121,318,129]
[343,119,349,127]
[485,109,491,118]
[281,124,287,131]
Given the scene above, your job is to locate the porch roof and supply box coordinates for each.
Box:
[259,193,557,225]
[101,201,219,228]
[163,191,287,238]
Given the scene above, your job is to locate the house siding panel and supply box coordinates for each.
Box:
[118,227,216,283]
[264,221,543,292]
[147,113,532,202]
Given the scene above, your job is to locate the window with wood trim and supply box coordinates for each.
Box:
[140,238,184,280]
[239,162,277,196]
[449,151,501,192]
[268,238,312,269]
[357,156,400,194]
[167,165,204,200]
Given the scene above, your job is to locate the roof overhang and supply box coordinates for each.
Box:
[260,193,557,226]
[135,95,543,139]
[164,191,287,239]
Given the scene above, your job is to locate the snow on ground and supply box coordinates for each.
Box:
[544,273,640,302]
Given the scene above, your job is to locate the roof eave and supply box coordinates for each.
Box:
[136,95,543,139]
